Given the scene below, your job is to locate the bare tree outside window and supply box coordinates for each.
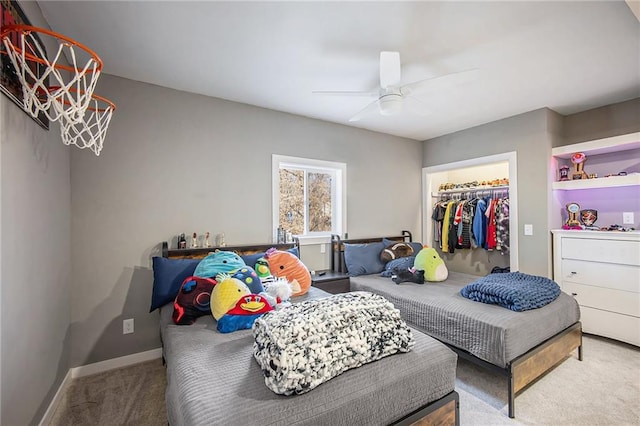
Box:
[308,172,332,232]
[273,155,345,239]
[279,168,304,234]
[279,168,333,235]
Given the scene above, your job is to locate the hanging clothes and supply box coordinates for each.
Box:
[495,198,510,254]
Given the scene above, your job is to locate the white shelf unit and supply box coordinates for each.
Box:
[550,132,640,230]
[551,132,640,190]
[552,173,640,190]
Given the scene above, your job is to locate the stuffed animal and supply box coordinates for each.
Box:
[230,266,264,294]
[172,276,217,325]
[413,247,448,282]
[265,247,311,296]
[261,277,293,308]
[391,268,425,285]
[193,250,246,279]
[380,242,415,263]
[211,274,274,333]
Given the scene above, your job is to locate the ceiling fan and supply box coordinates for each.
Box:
[314,51,478,122]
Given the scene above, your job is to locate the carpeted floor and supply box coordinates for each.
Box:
[50,334,639,425]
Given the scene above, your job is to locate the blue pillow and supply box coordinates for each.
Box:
[380,256,416,278]
[343,242,385,276]
[150,257,200,312]
[241,247,299,268]
[383,238,424,255]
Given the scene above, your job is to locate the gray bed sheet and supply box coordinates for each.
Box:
[159,287,457,426]
[350,271,580,368]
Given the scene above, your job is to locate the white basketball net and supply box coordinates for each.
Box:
[2,25,115,156]
[1,26,102,123]
[56,94,115,156]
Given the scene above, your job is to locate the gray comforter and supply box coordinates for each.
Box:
[160,287,457,426]
[350,271,580,368]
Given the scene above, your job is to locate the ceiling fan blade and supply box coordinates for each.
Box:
[312,90,378,97]
[380,51,401,88]
[348,99,381,122]
[401,68,479,96]
[403,95,431,116]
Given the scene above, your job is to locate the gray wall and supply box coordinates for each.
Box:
[69,74,422,366]
[561,97,640,146]
[423,109,553,276]
[0,3,72,425]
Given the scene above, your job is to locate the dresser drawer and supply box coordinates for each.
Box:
[562,281,640,317]
[560,259,640,293]
[561,238,640,266]
[580,306,640,347]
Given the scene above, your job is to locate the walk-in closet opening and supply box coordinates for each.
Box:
[423,152,519,275]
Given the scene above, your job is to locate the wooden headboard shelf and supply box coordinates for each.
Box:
[331,230,413,273]
[162,240,299,259]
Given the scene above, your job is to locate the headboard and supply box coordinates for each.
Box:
[162,240,300,259]
[331,230,413,273]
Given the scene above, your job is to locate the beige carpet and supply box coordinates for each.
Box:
[49,359,167,426]
[50,335,639,425]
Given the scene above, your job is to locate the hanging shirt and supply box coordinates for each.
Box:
[441,201,455,252]
[473,198,488,249]
[496,198,510,254]
[486,199,498,251]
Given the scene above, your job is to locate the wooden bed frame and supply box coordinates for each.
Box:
[331,231,583,419]
[160,239,460,426]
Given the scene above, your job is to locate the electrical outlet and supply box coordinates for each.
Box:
[524,224,533,236]
[320,243,326,254]
[623,212,634,225]
[123,318,134,335]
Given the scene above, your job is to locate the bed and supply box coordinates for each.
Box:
[331,232,583,418]
[156,241,460,425]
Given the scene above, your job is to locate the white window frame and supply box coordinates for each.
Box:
[272,154,347,244]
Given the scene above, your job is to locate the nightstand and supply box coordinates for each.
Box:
[311,270,350,294]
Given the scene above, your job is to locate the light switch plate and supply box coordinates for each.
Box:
[524,224,533,236]
[623,212,634,224]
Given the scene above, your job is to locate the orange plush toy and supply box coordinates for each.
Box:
[265,247,311,296]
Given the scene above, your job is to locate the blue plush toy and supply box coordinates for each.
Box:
[193,250,246,279]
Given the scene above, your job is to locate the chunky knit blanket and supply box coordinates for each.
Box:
[252,291,414,395]
[460,272,561,312]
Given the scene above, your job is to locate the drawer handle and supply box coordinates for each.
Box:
[569,271,577,276]
[571,292,578,297]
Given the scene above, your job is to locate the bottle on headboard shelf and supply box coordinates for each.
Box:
[178,233,187,249]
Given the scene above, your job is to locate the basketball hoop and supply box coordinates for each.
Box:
[0,24,103,123]
[53,89,116,156]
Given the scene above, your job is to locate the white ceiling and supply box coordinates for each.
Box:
[37,1,640,141]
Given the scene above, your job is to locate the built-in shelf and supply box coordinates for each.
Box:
[551,132,640,158]
[552,173,640,190]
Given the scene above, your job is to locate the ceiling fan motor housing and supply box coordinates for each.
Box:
[379,93,403,116]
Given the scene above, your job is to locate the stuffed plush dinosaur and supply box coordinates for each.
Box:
[413,247,448,282]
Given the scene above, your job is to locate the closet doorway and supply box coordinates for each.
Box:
[422,152,519,274]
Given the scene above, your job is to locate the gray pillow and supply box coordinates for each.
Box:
[343,242,386,276]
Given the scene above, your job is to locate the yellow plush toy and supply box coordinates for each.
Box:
[413,247,448,282]
[211,273,274,333]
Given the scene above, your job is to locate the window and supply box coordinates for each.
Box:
[272,155,346,240]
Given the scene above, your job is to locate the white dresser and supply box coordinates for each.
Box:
[552,230,640,346]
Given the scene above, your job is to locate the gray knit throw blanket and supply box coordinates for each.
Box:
[253,291,414,395]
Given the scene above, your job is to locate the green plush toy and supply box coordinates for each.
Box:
[413,247,448,282]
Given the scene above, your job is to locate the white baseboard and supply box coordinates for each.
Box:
[39,347,163,425]
[39,369,72,426]
[71,347,163,378]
